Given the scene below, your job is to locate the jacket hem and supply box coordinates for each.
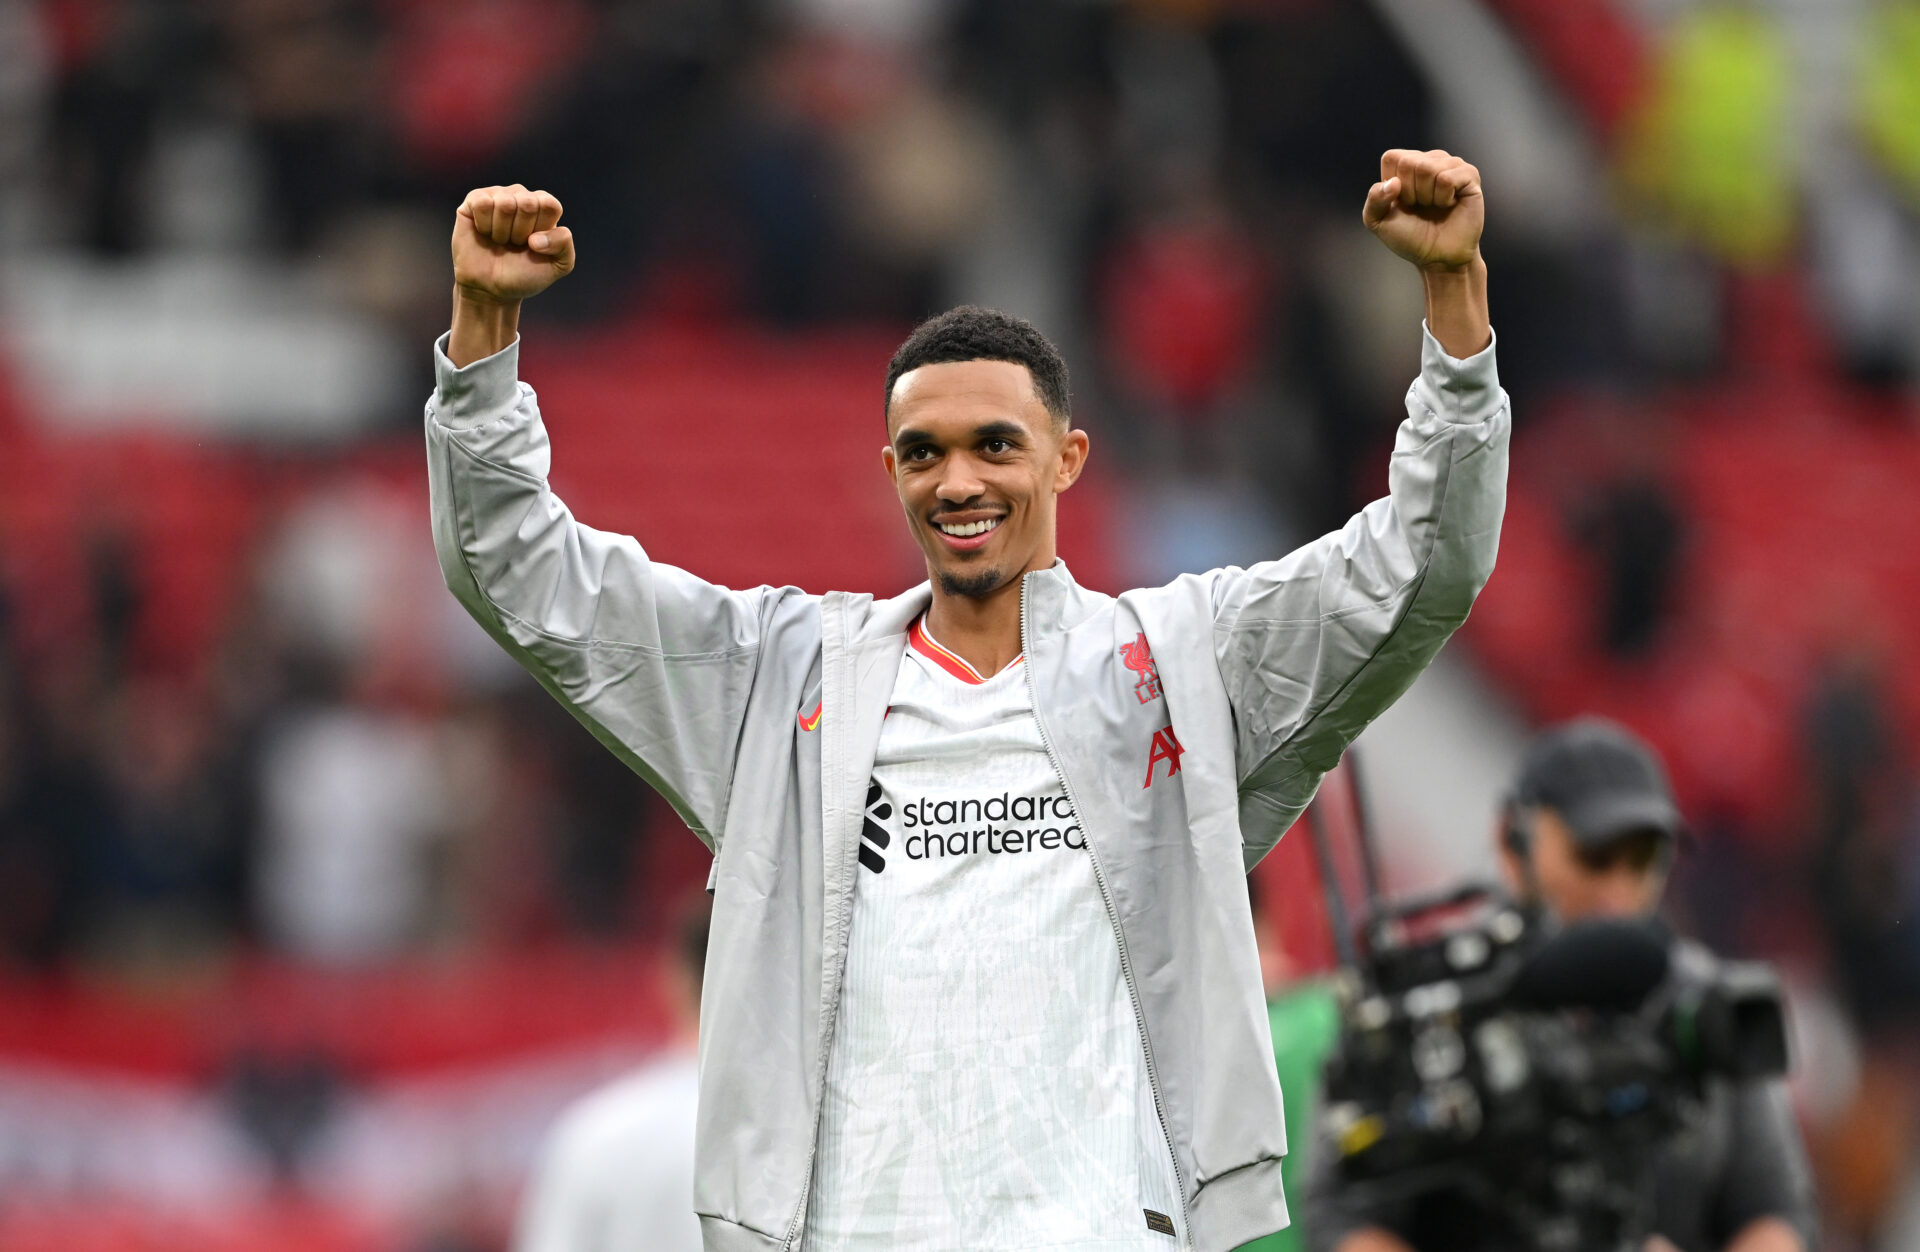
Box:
[1189,1155,1290,1252]
[698,1214,787,1251]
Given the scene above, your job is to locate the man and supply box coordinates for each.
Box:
[1308,718,1819,1252]
[516,903,710,1252]
[426,148,1507,1251]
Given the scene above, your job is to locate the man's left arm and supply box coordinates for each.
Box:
[1214,150,1507,859]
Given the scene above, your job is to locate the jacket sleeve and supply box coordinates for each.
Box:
[425,333,780,848]
[1215,324,1509,847]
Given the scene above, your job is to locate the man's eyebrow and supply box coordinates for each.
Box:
[893,419,1029,450]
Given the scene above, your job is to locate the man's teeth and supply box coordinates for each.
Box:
[937,518,1001,537]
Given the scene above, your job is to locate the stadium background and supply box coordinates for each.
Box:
[1,0,1918,1248]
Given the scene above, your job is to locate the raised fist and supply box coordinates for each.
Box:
[1362,150,1484,272]
[452,184,576,303]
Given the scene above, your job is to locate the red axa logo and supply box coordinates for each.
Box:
[1119,632,1162,704]
[1143,725,1185,788]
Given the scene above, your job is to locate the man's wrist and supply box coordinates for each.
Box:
[1418,251,1484,289]
[1420,253,1490,360]
[448,285,522,368]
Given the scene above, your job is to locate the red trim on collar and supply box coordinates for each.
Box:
[907,616,1023,685]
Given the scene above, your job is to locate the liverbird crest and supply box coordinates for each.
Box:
[1119,632,1162,704]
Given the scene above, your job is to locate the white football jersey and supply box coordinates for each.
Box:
[803,618,1184,1251]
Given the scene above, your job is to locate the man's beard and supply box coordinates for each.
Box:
[937,566,1007,599]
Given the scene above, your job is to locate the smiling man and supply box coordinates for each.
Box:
[426,148,1508,1252]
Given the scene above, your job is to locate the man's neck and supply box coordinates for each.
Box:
[923,571,1030,678]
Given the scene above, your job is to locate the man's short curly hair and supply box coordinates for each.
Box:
[885,306,1071,426]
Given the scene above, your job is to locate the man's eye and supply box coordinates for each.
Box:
[983,439,1013,454]
[904,446,936,462]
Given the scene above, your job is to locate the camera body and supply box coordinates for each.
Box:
[1318,885,1789,1252]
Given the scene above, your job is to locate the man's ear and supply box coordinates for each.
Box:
[881,444,899,489]
[1054,428,1090,494]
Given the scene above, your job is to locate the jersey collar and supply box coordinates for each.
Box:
[907,615,1025,685]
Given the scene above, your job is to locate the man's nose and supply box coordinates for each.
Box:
[1589,867,1650,918]
[935,457,985,502]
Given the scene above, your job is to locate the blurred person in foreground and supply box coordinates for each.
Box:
[1308,719,1818,1252]
[426,146,1505,1252]
[517,902,709,1252]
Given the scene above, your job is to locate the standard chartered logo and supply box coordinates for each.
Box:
[857,784,1086,872]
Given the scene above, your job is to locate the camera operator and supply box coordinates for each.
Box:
[1306,718,1817,1252]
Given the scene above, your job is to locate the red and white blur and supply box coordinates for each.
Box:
[0,1,1916,1250]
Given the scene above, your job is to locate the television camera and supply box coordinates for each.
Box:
[1302,760,1789,1252]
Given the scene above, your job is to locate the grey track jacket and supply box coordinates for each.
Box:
[425,325,1510,1252]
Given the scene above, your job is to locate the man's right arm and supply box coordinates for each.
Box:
[1706,1078,1817,1252]
[429,186,785,847]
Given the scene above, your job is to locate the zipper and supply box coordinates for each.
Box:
[781,617,855,1252]
[1019,573,1193,1243]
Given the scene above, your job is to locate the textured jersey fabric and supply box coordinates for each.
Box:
[803,619,1184,1251]
[517,1053,703,1252]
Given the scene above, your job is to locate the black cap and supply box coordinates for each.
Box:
[1513,717,1685,851]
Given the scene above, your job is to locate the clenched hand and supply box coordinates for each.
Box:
[445,184,575,367]
[1362,149,1484,273]
[453,184,576,304]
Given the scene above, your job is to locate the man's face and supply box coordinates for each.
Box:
[884,359,1088,599]
[1498,807,1667,923]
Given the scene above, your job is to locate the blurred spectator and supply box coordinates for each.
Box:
[83,675,248,968]
[1859,1,1920,212]
[225,0,387,255]
[1620,4,1796,268]
[224,1045,344,1186]
[1101,198,1268,439]
[1805,655,1920,1038]
[515,900,709,1252]
[254,694,449,961]
[48,0,219,254]
[1572,475,1686,659]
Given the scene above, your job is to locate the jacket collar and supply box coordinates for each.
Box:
[854,560,1097,645]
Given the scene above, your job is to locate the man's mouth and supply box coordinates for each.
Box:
[930,514,1003,550]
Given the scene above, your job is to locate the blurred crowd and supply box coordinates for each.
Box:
[0,0,1468,965]
[0,480,673,972]
[3,0,1920,1250]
